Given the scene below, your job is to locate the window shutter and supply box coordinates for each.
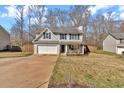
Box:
[49,33,51,39]
[43,32,45,39]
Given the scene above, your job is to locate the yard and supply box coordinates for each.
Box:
[49,52,124,88]
[0,52,33,58]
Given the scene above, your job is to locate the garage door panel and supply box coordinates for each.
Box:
[117,48,124,54]
[38,45,58,54]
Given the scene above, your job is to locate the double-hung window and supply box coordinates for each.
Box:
[60,34,67,40]
[70,34,80,40]
[43,32,51,39]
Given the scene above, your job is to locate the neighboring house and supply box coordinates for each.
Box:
[0,25,10,51]
[103,32,124,54]
[32,27,85,55]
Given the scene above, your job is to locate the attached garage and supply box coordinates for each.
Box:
[37,44,59,54]
[103,32,124,55]
[117,46,124,54]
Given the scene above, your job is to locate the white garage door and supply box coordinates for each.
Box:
[38,45,58,54]
[117,48,124,54]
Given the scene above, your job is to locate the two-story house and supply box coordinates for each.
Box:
[32,27,85,55]
[103,32,124,54]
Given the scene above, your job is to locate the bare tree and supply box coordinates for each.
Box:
[14,6,25,46]
[30,5,46,28]
[55,9,70,27]
[104,12,115,33]
[69,6,90,42]
[91,15,106,47]
[10,6,25,47]
[46,9,70,29]
[10,25,20,46]
[25,5,47,38]
[119,21,124,32]
[27,6,33,41]
[46,9,58,28]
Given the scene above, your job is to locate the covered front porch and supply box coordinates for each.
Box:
[60,44,85,55]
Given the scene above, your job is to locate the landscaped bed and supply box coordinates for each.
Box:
[0,52,33,58]
[49,53,124,88]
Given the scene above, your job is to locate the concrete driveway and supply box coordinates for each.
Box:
[0,55,58,88]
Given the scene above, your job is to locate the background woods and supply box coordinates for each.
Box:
[10,5,123,52]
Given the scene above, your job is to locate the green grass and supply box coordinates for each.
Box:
[49,53,124,88]
[0,52,33,58]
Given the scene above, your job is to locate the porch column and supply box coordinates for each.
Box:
[81,45,84,54]
[65,45,68,55]
[34,44,38,54]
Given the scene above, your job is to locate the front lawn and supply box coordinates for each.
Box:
[49,53,124,88]
[0,52,33,58]
[95,50,119,56]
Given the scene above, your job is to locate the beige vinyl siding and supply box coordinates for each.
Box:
[103,35,117,53]
[39,30,57,41]
[0,30,10,50]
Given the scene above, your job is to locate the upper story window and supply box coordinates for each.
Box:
[60,34,67,40]
[78,34,80,40]
[69,34,80,40]
[43,32,51,39]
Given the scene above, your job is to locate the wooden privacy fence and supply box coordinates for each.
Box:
[87,45,97,53]
[21,43,33,52]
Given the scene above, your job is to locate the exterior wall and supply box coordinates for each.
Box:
[39,30,58,41]
[0,30,10,50]
[103,35,117,53]
[116,40,120,45]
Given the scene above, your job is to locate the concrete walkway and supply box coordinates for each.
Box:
[0,55,58,88]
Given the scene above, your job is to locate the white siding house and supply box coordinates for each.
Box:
[0,26,10,50]
[103,33,124,54]
[32,27,85,55]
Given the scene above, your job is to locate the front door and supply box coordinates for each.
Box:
[60,45,65,53]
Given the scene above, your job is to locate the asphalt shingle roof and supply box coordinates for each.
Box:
[50,27,83,34]
[109,32,124,40]
[35,27,83,35]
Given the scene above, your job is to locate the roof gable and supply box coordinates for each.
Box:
[33,28,58,42]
